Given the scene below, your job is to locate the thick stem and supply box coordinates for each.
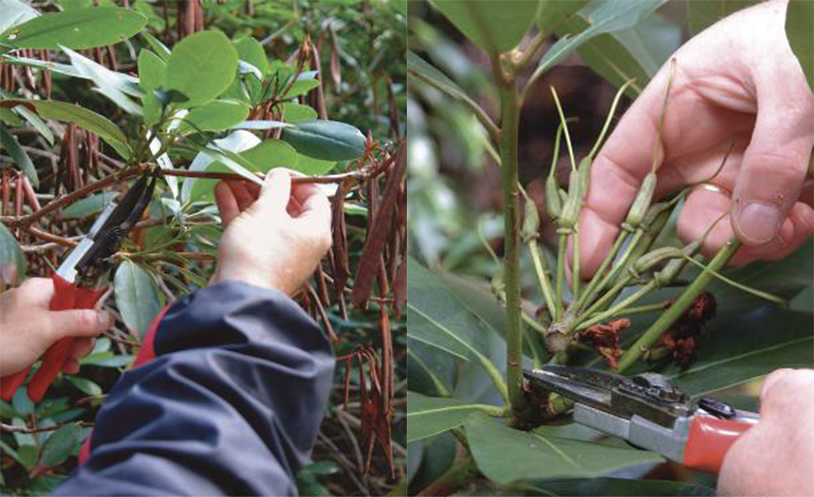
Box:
[616,238,742,372]
[418,456,480,496]
[497,78,526,412]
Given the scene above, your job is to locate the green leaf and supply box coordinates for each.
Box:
[0,223,26,284]
[537,0,589,32]
[60,192,117,220]
[18,444,39,470]
[429,0,539,55]
[138,49,166,92]
[0,0,39,37]
[3,100,130,158]
[0,7,147,49]
[165,30,239,108]
[284,77,320,98]
[141,31,170,60]
[234,37,269,75]
[282,102,318,123]
[786,0,814,92]
[406,392,503,443]
[0,123,38,186]
[465,413,664,484]
[507,478,715,496]
[178,100,250,133]
[554,10,681,95]
[281,120,365,161]
[114,260,162,339]
[65,377,102,396]
[181,130,259,203]
[293,154,334,175]
[538,0,664,92]
[668,306,813,398]
[13,105,54,146]
[62,46,143,115]
[687,0,756,36]
[407,258,508,398]
[40,423,82,467]
[241,139,298,172]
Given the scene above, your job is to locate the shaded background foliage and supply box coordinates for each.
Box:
[0,0,406,495]
[406,0,812,495]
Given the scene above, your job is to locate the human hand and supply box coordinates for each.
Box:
[212,168,333,296]
[0,278,111,377]
[575,0,814,278]
[718,368,814,495]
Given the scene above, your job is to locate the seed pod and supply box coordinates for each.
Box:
[631,246,683,276]
[623,171,657,231]
[522,197,540,242]
[654,257,686,287]
[491,267,506,304]
[557,169,582,233]
[683,239,701,257]
[578,156,591,200]
[545,171,561,219]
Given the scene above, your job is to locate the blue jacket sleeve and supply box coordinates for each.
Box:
[54,281,335,496]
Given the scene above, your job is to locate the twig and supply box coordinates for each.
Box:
[1,421,92,433]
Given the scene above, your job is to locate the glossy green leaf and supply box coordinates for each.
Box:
[786,0,814,92]
[0,224,25,285]
[282,102,318,123]
[555,11,681,96]
[465,413,664,484]
[13,105,54,146]
[65,377,102,396]
[60,192,117,220]
[537,0,664,92]
[293,154,334,175]
[0,7,147,49]
[281,120,365,160]
[406,392,503,442]
[0,0,39,37]
[138,50,166,92]
[429,0,539,55]
[114,260,162,339]
[62,46,142,114]
[40,423,81,467]
[141,31,170,60]
[165,30,239,108]
[3,100,130,158]
[502,478,714,496]
[537,0,589,32]
[17,444,39,470]
[181,130,259,203]
[178,100,250,133]
[234,37,269,75]
[0,123,38,187]
[241,139,298,171]
[687,0,756,36]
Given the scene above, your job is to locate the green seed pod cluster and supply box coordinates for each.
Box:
[622,171,657,232]
[557,169,582,234]
[522,198,540,242]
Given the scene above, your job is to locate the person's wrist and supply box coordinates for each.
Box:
[213,265,295,296]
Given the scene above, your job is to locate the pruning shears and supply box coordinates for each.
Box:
[524,365,760,474]
[0,170,159,404]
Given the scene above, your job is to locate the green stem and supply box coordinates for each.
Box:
[572,230,580,302]
[616,238,742,372]
[497,76,526,412]
[577,280,657,332]
[418,456,480,497]
[555,234,568,320]
[573,232,627,313]
[616,301,670,317]
[529,239,557,318]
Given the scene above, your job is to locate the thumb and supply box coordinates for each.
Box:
[251,168,292,216]
[732,60,814,246]
[44,309,111,341]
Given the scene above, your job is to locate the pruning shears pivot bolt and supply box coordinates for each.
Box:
[523,366,760,473]
[0,170,160,404]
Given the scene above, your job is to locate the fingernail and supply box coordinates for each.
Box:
[97,311,112,328]
[738,201,781,244]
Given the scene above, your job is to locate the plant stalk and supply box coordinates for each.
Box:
[497,73,526,412]
[616,238,742,372]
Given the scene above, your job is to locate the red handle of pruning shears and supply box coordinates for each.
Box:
[0,275,105,403]
[683,413,758,473]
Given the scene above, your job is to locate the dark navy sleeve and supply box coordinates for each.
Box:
[54,281,335,496]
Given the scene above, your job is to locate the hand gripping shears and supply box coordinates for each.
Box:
[524,365,760,473]
[0,170,158,403]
